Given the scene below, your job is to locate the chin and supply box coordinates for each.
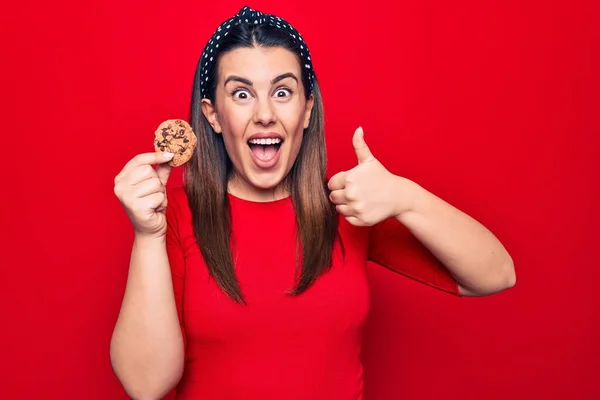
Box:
[231,144,295,197]
[247,170,286,190]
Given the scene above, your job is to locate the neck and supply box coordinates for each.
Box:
[227,174,291,202]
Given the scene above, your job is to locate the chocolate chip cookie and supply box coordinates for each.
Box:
[153,119,197,167]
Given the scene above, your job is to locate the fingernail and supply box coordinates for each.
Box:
[163,152,174,159]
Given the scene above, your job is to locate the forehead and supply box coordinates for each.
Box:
[218,46,301,81]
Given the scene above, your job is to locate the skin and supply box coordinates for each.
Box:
[328,127,516,296]
[110,44,515,400]
[201,45,516,296]
[111,151,183,400]
[201,46,314,202]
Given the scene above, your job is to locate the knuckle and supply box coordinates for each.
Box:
[353,203,364,214]
[345,187,357,201]
[153,191,164,200]
[147,178,160,191]
[153,179,165,194]
[141,165,155,176]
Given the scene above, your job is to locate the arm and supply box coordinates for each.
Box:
[329,127,515,297]
[111,152,185,400]
[110,235,184,400]
[393,177,516,296]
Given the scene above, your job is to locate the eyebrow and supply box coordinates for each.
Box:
[223,72,299,87]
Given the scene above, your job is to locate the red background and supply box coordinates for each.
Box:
[1,0,599,399]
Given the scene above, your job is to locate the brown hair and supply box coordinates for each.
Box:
[185,22,340,304]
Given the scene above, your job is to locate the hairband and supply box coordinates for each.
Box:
[199,5,315,99]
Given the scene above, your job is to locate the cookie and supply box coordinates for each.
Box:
[153,119,197,167]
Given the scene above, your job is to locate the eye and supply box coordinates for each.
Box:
[232,88,252,100]
[274,88,292,98]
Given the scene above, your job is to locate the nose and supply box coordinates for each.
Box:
[252,96,277,126]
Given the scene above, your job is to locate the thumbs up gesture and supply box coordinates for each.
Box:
[327,127,411,227]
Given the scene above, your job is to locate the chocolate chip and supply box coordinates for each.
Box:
[183,138,189,143]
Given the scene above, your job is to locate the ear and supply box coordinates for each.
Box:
[201,98,222,134]
[303,94,315,129]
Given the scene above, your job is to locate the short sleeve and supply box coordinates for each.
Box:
[368,217,460,296]
[165,188,187,352]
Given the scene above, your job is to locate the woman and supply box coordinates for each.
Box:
[111,6,515,400]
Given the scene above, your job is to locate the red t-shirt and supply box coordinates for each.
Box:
[165,186,459,400]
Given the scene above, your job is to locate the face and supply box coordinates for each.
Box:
[201,46,314,202]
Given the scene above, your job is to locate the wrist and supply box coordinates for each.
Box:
[133,232,166,248]
[391,176,421,219]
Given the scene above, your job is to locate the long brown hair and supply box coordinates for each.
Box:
[185,22,339,304]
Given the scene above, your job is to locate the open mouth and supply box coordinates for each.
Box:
[248,137,283,164]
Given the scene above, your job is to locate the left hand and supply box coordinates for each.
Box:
[328,127,411,227]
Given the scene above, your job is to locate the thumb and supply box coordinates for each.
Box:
[156,163,173,186]
[353,126,374,164]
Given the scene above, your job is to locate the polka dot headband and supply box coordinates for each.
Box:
[199,5,315,99]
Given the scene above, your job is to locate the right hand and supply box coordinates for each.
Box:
[114,151,175,238]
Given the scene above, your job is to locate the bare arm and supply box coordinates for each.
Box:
[110,235,184,399]
[111,151,184,399]
[395,177,516,296]
[328,127,515,297]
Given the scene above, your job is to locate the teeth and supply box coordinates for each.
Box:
[249,138,282,145]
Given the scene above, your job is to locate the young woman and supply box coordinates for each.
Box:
[111,6,515,400]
